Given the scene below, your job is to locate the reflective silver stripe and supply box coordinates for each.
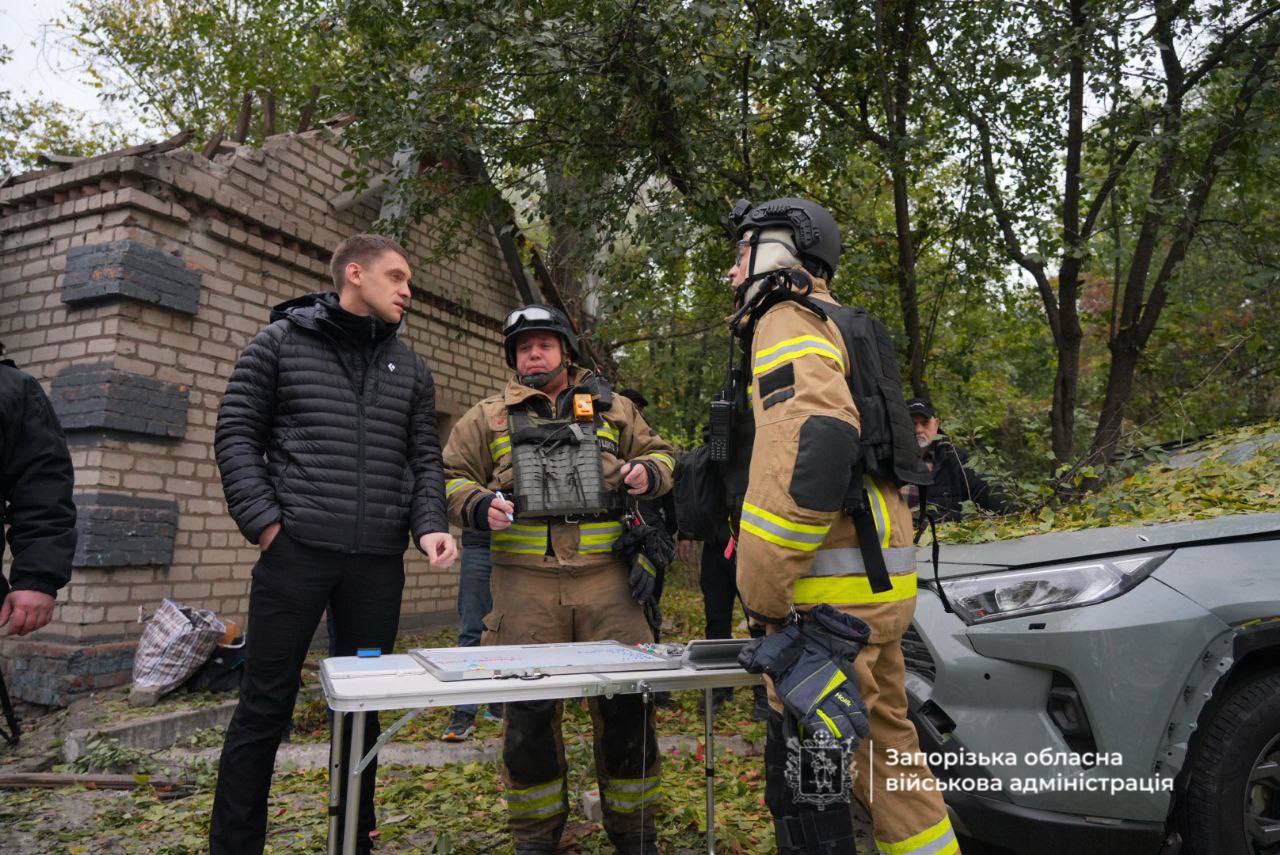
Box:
[806,547,916,577]
[507,777,567,819]
[445,478,476,497]
[602,775,662,813]
[878,827,958,855]
[753,335,844,374]
[740,503,829,548]
[876,816,958,855]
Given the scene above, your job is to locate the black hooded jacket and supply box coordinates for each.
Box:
[0,354,76,597]
[214,293,448,555]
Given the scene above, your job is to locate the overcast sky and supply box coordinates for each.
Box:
[1,0,129,124]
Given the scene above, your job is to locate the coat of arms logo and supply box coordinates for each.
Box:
[785,729,857,809]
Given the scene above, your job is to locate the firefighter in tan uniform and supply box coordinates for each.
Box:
[442,305,676,855]
[724,199,958,855]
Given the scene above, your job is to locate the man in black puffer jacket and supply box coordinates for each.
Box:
[210,234,457,855]
[904,398,1010,522]
[0,341,76,635]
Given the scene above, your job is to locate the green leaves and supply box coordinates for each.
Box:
[940,420,1280,544]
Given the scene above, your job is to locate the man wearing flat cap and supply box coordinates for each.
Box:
[905,398,1010,522]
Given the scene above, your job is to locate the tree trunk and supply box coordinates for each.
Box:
[1047,0,1089,468]
[234,92,254,143]
[874,0,927,397]
[1091,340,1141,465]
[296,84,321,133]
[1050,326,1082,465]
[1088,17,1280,465]
[260,90,277,138]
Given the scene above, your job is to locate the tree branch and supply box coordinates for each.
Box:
[925,47,1059,342]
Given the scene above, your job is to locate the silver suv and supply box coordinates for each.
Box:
[906,512,1280,855]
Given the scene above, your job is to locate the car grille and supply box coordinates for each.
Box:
[901,623,936,681]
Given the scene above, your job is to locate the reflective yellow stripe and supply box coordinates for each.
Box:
[877,816,958,855]
[491,544,546,555]
[492,522,549,554]
[647,452,675,470]
[578,521,622,554]
[507,777,567,819]
[754,335,843,375]
[794,572,918,604]
[598,423,619,443]
[601,775,663,814]
[816,708,842,738]
[740,502,829,552]
[580,543,621,554]
[445,478,476,497]
[489,435,511,461]
[866,476,891,547]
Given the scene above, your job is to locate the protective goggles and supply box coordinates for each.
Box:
[504,306,557,335]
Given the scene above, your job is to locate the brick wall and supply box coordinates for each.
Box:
[0,130,520,704]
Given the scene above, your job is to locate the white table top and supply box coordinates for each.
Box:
[320,653,761,712]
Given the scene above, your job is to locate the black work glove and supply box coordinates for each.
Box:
[628,551,658,603]
[738,606,871,743]
[613,523,675,605]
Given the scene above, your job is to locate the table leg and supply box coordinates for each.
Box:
[327,710,345,855]
[705,687,715,855]
[342,710,366,855]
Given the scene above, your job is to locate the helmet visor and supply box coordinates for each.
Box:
[504,306,557,336]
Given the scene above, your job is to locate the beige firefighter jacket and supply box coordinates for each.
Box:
[443,367,676,569]
[734,278,918,634]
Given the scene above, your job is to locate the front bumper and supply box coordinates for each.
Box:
[942,789,1167,855]
[903,579,1228,852]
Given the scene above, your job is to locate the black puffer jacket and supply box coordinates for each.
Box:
[920,436,1010,522]
[0,354,76,597]
[215,293,447,555]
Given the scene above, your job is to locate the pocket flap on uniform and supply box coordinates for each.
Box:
[481,611,504,633]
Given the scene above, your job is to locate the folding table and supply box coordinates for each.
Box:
[321,651,761,855]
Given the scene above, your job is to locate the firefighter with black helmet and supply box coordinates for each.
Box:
[442,304,677,855]
[724,199,957,854]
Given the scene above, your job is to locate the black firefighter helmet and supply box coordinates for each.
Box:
[502,304,580,368]
[728,197,842,281]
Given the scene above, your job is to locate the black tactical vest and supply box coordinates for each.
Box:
[508,409,620,519]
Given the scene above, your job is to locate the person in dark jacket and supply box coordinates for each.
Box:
[905,398,1010,522]
[0,342,76,636]
[210,234,457,855]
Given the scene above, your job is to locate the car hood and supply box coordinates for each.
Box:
[920,512,1280,578]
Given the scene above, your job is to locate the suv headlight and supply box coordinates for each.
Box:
[940,551,1172,625]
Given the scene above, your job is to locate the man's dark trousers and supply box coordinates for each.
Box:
[700,537,739,639]
[454,532,492,716]
[209,531,404,854]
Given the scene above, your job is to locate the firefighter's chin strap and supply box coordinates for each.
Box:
[518,361,567,390]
